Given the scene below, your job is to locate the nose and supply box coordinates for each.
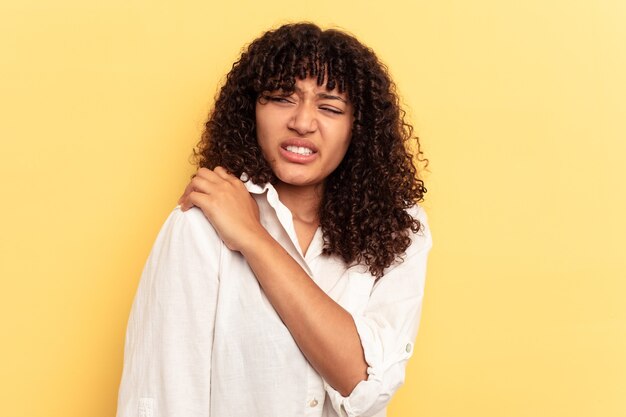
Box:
[287,102,318,135]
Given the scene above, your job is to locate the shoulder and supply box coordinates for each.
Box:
[406,203,428,226]
[155,206,223,252]
[405,203,433,253]
[372,204,433,286]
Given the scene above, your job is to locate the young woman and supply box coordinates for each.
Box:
[116,22,432,417]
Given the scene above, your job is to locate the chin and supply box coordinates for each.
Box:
[275,172,321,188]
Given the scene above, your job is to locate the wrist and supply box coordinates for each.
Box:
[238,223,275,254]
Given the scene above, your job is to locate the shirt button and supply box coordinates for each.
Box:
[309,398,318,407]
[405,343,412,353]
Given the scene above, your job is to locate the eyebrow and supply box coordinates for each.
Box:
[317,92,347,103]
[293,86,348,103]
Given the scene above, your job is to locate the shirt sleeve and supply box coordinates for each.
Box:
[116,206,223,417]
[324,205,433,417]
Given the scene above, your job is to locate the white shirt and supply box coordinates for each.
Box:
[116,180,432,417]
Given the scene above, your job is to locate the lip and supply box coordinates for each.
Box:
[279,138,319,164]
[280,138,319,152]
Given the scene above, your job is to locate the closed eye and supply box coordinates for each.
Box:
[267,96,294,104]
[320,106,344,115]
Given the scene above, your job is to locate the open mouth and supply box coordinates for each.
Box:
[283,145,316,156]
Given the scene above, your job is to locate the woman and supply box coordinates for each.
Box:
[116,22,432,417]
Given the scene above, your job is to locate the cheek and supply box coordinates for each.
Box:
[255,103,269,130]
[254,126,278,165]
[256,133,272,161]
[255,106,285,143]
[254,111,270,150]
[338,124,353,152]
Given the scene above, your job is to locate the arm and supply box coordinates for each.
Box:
[323,207,432,416]
[179,168,433,411]
[240,225,369,396]
[179,167,367,395]
[116,207,222,417]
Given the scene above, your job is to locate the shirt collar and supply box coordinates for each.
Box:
[240,172,323,264]
[241,173,271,195]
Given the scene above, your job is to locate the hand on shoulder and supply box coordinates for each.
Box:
[178,167,264,251]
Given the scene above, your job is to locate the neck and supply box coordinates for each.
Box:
[274,182,323,224]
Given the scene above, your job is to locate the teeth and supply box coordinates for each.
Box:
[285,145,313,155]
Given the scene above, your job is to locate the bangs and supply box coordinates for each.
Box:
[251,40,350,96]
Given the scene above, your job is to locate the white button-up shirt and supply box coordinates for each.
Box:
[116,179,432,417]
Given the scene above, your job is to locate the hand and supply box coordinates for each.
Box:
[178,167,264,252]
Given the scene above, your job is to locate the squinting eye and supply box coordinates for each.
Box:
[268,96,293,104]
[320,106,344,115]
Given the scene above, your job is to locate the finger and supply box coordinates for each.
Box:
[189,175,215,195]
[179,174,216,205]
[179,192,189,210]
[178,181,194,205]
[178,184,190,205]
[181,169,207,204]
[213,166,237,182]
[196,167,223,183]
[197,167,213,177]
[184,190,213,212]
[179,195,189,211]
[180,190,204,211]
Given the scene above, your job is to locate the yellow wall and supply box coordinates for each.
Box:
[1,1,624,416]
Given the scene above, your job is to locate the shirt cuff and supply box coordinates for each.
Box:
[324,315,414,417]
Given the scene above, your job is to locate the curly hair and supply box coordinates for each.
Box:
[193,22,427,278]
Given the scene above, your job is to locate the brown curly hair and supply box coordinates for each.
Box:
[193,22,427,278]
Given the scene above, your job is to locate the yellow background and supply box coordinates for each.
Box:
[1,1,625,416]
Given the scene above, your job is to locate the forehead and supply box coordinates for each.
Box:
[255,53,350,96]
[295,77,343,93]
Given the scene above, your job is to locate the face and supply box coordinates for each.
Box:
[255,76,354,191]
